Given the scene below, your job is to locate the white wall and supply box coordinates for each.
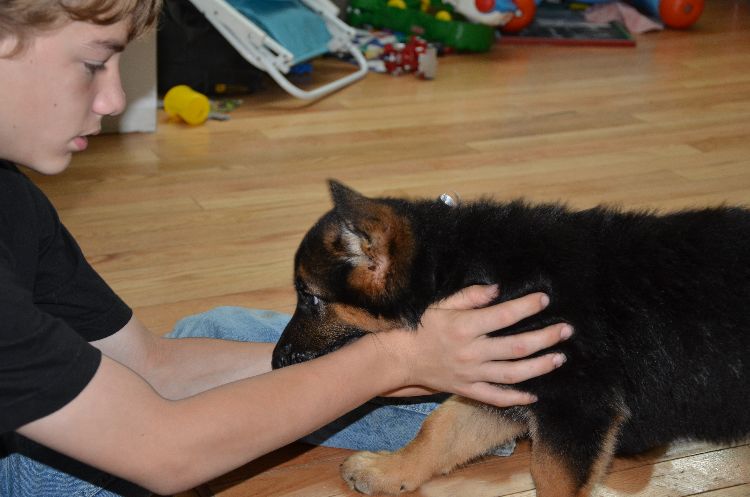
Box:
[102,30,158,133]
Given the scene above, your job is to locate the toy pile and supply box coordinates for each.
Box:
[347,0,497,52]
[346,0,705,76]
[347,0,502,79]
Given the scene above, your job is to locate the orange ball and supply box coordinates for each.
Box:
[659,0,704,29]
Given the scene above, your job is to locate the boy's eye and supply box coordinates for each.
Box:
[84,62,106,74]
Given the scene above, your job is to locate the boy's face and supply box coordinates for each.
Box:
[0,19,129,174]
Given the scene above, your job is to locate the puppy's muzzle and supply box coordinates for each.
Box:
[272,344,318,369]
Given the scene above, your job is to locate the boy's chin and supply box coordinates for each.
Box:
[25,154,73,176]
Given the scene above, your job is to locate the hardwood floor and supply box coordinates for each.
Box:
[29,1,749,495]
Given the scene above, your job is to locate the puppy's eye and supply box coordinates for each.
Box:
[301,291,322,307]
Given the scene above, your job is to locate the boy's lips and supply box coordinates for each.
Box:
[72,136,89,151]
[72,129,99,152]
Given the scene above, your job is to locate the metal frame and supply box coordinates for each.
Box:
[188,0,368,100]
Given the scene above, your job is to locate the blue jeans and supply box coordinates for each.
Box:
[0,307,514,496]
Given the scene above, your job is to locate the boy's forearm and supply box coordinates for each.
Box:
[173,334,404,482]
[20,334,404,495]
[148,337,276,399]
[93,315,279,400]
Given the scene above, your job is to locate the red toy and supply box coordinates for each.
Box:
[382,37,438,79]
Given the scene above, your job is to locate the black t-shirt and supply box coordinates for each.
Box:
[0,161,132,434]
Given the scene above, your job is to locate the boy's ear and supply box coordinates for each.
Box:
[326,180,414,299]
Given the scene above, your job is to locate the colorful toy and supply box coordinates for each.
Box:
[382,36,438,78]
[347,0,496,52]
[444,0,540,32]
[445,0,703,31]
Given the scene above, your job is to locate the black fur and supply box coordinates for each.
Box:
[273,181,749,483]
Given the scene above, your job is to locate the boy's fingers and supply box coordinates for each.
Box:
[463,383,538,408]
[434,284,499,311]
[468,293,550,335]
[482,352,566,385]
[482,323,573,362]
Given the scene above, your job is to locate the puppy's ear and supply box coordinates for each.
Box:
[327,179,380,238]
[329,180,366,213]
[326,180,413,299]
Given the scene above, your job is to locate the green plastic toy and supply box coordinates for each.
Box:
[347,0,495,52]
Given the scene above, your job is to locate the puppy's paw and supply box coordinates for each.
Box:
[341,450,423,495]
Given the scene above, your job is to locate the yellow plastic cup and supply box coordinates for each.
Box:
[164,85,211,126]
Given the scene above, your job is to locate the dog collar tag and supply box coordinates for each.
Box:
[439,192,461,208]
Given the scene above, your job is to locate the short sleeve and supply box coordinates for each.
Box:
[0,162,131,432]
[31,182,132,341]
[0,264,103,433]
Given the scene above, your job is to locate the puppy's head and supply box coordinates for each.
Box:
[272,181,417,368]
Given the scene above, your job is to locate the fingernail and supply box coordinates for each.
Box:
[487,284,500,298]
[560,325,573,340]
[554,353,567,367]
[541,294,550,308]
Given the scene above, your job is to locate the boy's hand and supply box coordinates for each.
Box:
[383,285,572,407]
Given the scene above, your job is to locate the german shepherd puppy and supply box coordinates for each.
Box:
[272,180,750,496]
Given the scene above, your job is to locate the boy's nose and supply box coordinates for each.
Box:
[93,69,127,117]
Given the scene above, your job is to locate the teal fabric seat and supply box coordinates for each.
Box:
[189,0,368,100]
[227,0,332,64]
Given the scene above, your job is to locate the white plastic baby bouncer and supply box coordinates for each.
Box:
[187,0,369,100]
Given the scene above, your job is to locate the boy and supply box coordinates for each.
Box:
[0,2,570,495]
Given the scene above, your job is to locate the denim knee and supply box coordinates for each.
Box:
[167,307,290,342]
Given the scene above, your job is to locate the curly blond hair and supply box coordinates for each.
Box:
[0,0,162,54]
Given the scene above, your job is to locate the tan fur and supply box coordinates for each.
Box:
[341,396,527,495]
[530,412,627,497]
[331,303,401,333]
[343,396,629,497]
[295,264,324,298]
[580,414,627,495]
[337,203,414,298]
[531,443,580,497]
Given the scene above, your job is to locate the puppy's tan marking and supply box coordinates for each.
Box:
[581,414,627,495]
[530,412,626,497]
[323,224,350,259]
[341,396,527,495]
[296,264,324,297]
[531,443,580,497]
[331,303,401,333]
[336,203,414,298]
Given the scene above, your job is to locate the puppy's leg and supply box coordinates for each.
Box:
[530,409,627,497]
[341,395,527,495]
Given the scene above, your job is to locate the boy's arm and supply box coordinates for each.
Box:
[94,287,567,405]
[18,334,409,495]
[19,289,566,495]
[91,316,277,400]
